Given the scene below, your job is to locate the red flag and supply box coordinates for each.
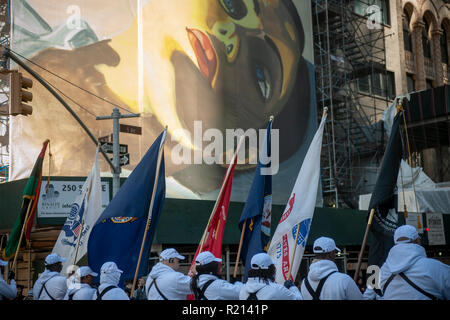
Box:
[189,157,237,273]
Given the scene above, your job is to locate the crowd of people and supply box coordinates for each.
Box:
[0,225,448,300]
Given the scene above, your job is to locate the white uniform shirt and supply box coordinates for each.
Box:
[239,277,302,300]
[64,283,96,300]
[195,274,243,300]
[0,275,17,300]
[378,243,450,300]
[32,270,67,300]
[146,262,192,300]
[92,270,129,300]
[300,259,363,300]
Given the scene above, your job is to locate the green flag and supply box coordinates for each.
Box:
[368,111,404,267]
[2,140,49,260]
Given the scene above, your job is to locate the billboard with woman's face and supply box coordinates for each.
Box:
[10,0,318,205]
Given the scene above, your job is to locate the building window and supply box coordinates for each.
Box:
[358,75,370,94]
[423,20,432,59]
[403,10,413,52]
[441,28,449,65]
[386,72,396,99]
[358,71,395,99]
[354,0,390,26]
[426,79,433,89]
[406,73,415,92]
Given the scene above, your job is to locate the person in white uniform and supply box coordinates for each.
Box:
[190,251,243,300]
[300,237,363,300]
[92,262,129,300]
[32,253,68,300]
[376,225,450,300]
[64,266,98,300]
[0,259,17,300]
[239,253,302,300]
[146,248,193,300]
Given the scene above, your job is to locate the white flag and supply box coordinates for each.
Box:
[268,112,327,283]
[52,148,103,275]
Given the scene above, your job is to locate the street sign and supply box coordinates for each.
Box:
[98,134,113,143]
[100,142,128,154]
[110,153,130,166]
[120,123,142,135]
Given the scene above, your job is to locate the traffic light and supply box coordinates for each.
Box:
[8,71,33,116]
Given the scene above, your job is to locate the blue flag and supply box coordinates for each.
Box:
[238,119,273,281]
[88,129,166,287]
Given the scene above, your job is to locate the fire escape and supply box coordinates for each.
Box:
[0,0,10,183]
[313,0,389,208]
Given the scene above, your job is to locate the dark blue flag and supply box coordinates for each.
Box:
[88,129,166,287]
[238,119,273,281]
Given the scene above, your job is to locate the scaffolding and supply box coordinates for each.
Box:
[0,0,9,183]
[312,0,390,208]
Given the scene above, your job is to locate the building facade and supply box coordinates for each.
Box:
[388,0,450,183]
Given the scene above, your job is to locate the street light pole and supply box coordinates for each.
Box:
[112,108,121,196]
[96,108,140,196]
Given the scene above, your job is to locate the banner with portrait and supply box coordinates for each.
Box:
[10,0,319,205]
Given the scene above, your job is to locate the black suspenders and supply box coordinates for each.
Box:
[38,280,56,300]
[381,272,440,300]
[303,271,337,300]
[194,279,215,300]
[148,279,169,300]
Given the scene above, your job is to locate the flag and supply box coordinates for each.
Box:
[238,119,273,281]
[189,148,239,273]
[268,113,327,283]
[88,129,166,286]
[368,111,404,267]
[52,147,102,275]
[2,140,49,260]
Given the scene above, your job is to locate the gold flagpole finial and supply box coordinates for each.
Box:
[396,98,404,111]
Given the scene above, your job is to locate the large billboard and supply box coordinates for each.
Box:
[10,0,318,205]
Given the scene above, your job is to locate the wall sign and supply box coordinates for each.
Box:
[37,180,110,218]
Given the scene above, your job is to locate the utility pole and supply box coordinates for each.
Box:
[96,108,140,196]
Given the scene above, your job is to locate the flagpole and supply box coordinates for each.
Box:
[286,108,328,281]
[72,163,95,266]
[200,136,245,250]
[399,160,408,218]
[10,139,49,274]
[189,135,245,275]
[11,197,34,271]
[72,220,85,266]
[130,128,167,299]
[27,242,31,293]
[397,101,421,216]
[286,220,301,281]
[233,220,246,278]
[353,208,375,282]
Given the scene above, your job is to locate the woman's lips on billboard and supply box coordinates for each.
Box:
[186,28,217,83]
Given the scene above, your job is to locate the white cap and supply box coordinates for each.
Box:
[0,259,8,266]
[45,253,67,265]
[250,253,274,270]
[159,248,185,261]
[195,251,222,266]
[76,266,98,278]
[101,262,123,274]
[394,225,419,244]
[313,237,341,253]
